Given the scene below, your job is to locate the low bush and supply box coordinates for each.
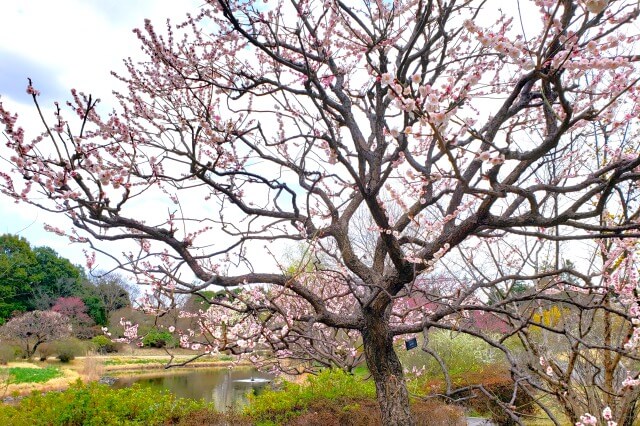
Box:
[91,335,120,354]
[176,408,252,426]
[246,370,466,426]
[286,399,466,426]
[0,344,21,364]
[0,381,210,426]
[36,343,56,361]
[245,369,376,424]
[142,329,177,348]
[54,338,86,363]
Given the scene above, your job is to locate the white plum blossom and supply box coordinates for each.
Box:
[380,73,394,86]
[576,413,597,426]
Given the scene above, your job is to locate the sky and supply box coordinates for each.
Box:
[0,0,203,269]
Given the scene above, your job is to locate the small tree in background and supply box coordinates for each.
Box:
[91,273,132,316]
[52,296,95,338]
[0,310,71,358]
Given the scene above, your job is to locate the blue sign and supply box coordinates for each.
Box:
[405,337,418,350]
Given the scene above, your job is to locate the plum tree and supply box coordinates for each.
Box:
[2,0,640,423]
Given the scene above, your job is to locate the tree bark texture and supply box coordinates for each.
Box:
[362,310,415,426]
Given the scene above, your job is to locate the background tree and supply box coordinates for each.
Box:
[0,310,71,358]
[0,234,38,323]
[51,296,95,338]
[30,246,84,308]
[91,273,132,315]
[2,0,640,424]
[0,234,107,327]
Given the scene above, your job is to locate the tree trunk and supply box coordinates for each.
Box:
[362,310,415,426]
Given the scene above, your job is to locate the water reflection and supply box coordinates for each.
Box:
[113,367,272,411]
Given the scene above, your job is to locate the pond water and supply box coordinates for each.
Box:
[112,367,273,411]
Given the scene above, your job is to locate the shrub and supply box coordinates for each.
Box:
[286,399,466,426]
[54,338,85,363]
[245,369,376,424]
[0,344,21,365]
[246,370,465,426]
[36,343,56,361]
[91,335,120,354]
[142,329,177,348]
[0,380,210,426]
[176,408,252,426]
[57,352,73,363]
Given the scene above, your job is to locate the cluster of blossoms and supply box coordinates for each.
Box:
[599,239,640,352]
[621,375,640,388]
[102,318,141,346]
[403,364,426,378]
[379,71,460,134]
[463,19,534,71]
[477,150,505,165]
[575,406,616,426]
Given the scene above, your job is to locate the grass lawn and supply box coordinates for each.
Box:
[103,354,234,366]
[2,366,63,384]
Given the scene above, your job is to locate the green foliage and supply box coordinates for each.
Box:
[54,338,86,363]
[0,235,89,324]
[401,331,506,381]
[32,246,84,298]
[0,344,21,364]
[487,280,532,305]
[0,380,210,426]
[245,369,375,424]
[2,366,62,384]
[0,234,37,323]
[91,335,120,354]
[142,329,177,348]
[80,294,107,326]
[36,342,56,361]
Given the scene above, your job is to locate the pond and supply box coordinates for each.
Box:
[112,367,273,411]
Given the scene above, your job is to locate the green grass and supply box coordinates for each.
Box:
[2,366,63,384]
[0,381,210,426]
[104,358,167,366]
[245,368,376,425]
[104,355,233,366]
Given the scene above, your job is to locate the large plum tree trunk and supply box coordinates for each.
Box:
[362,309,415,426]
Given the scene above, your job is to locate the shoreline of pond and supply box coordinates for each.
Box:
[1,357,254,400]
[103,359,252,373]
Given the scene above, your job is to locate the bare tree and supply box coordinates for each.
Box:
[91,272,132,314]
